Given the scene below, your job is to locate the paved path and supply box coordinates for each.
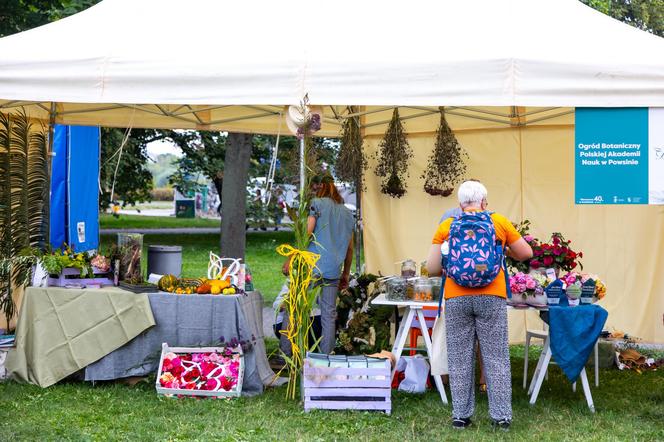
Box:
[100,227,292,235]
[100,227,220,235]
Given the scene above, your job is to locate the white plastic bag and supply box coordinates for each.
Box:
[430,315,448,375]
[397,355,429,393]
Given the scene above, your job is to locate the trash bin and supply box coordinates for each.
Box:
[147,245,183,277]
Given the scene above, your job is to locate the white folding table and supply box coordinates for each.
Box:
[371,293,448,405]
[508,305,596,412]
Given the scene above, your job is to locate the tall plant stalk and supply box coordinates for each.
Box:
[277,97,321,400]
[0,111,47,329]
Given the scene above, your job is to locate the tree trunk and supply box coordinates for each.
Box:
[220,133,253,260]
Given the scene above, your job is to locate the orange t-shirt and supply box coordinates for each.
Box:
[432,211,522,300]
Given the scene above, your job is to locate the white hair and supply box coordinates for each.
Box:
[457,180,487,207]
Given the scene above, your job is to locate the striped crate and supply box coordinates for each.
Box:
[302,358,391,414]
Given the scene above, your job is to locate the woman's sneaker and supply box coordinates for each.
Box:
[492,419,511,432]
[452,417,472,430]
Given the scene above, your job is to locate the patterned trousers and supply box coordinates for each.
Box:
[445,295,512,421]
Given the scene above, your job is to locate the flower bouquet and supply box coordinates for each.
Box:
[508,272,548,307]
[530,233,583,275]
[156,343,243,398]
[562,272,606,305]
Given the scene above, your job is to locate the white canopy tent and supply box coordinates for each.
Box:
[1,0,664,342]
[0,0,663,134]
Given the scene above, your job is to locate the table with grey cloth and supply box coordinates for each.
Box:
[85,291,273,396]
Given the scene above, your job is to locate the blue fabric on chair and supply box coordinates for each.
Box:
[548,305,608,382]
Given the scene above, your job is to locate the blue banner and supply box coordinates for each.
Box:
[575,108,649,205]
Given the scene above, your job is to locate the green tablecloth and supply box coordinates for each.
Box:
[6,287,155,387]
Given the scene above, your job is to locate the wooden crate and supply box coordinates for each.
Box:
[155,343,244,398]
[47,267,113,287]
[303,358,391,414]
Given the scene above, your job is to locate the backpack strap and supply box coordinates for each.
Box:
[499,241,512,299]
[437,276,445,317]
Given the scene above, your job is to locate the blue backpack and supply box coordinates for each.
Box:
[445,211,505,288]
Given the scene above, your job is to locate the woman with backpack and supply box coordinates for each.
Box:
[426,180,533,431]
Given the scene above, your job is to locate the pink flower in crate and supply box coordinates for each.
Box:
[159,372,175,386]
[228,361,240,378]
[192,353,205,363]
[201,361,217,377]
[525,278,537,290]
[517,283,527,293]
[206,352,223,363]
[221,376,236,391]
[171,365,184,377]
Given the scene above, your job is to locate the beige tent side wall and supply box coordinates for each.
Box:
[362,125,664,343]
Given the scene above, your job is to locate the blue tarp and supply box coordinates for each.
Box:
[49,125,100,252]
[49,125,67,249]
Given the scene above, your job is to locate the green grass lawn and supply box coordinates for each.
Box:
[100,214,220,230]
[1,348,662,441]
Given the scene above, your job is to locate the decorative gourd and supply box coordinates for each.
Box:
[180,278,203,288]
[196,282,212,294]
[158,274,178,292]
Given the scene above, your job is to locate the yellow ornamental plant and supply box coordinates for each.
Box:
[276,96,322,400]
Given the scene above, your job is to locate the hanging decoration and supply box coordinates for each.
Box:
[374,108,412,198]
[422,108,468,197]
[336,107,367,191]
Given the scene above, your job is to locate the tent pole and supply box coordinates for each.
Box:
[299,137,305,194]
[355,186,362,275]
[44,102,57,247]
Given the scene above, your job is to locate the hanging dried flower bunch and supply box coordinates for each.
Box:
[336,107,367,191]
[374,108,412,198]
[422,108,468,197]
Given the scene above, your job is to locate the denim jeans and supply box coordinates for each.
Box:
[279,279,339,355]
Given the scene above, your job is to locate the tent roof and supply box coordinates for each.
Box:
[0,0,663,133]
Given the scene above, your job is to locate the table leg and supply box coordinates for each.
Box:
[579,368,596,413]
[391,308,415,376]
[415,308,448,405]
[529,343,552,405]
[528,336,550,396]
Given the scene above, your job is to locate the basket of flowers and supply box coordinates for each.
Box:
[156,342,244,398]
[508,272,548,307]
[37,245,113,287]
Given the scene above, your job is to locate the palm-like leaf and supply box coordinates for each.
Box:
[0,110,48,329]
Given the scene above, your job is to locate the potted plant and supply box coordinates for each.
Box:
[530,233,583,277]
[509,272,548,307]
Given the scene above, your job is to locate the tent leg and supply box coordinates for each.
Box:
[355,188,362,275]
[299,137,305,194]
[44,102,57,248]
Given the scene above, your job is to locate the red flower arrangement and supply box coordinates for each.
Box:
[158,346,242,395]
[529,232,583,272]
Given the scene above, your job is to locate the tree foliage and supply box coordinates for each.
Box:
[0,0,99,37]
[99,128,166,209]
[582,0,664,37]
